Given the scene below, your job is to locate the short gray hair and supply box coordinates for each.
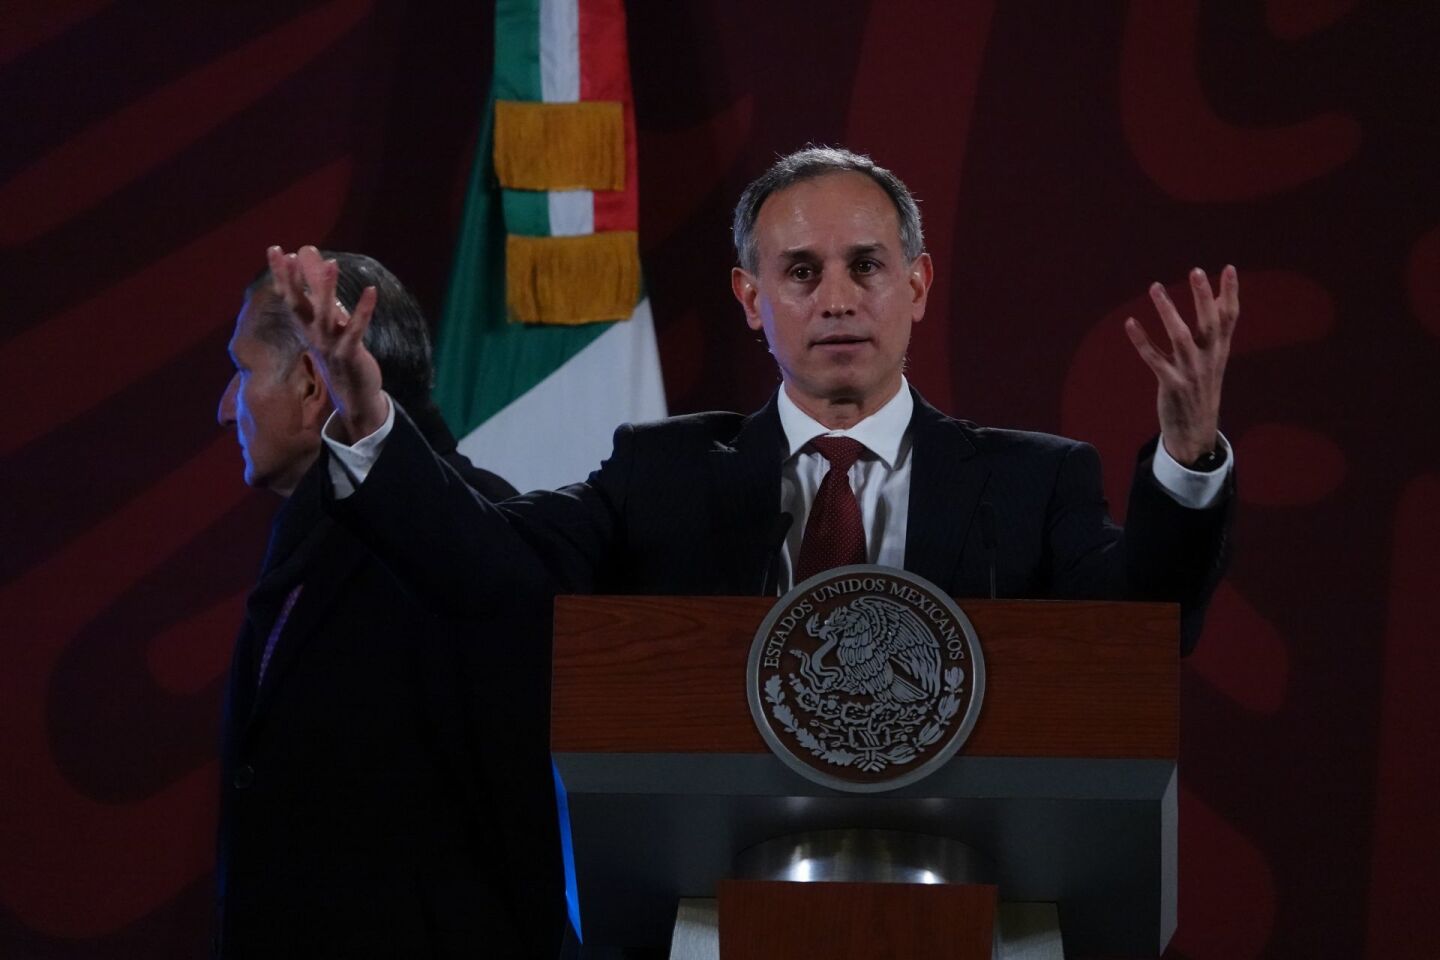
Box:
[242,285,307,370]
[731,146,924,273]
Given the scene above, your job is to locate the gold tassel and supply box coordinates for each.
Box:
[506,232,640,325]
[494,100,625,191]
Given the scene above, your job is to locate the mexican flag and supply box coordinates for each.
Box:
[433,0,666,494]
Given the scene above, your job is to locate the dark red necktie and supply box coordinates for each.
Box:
[795,436,868,582]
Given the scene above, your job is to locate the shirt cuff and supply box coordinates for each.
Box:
[1151,433,1233,509]
[323,393,395,499]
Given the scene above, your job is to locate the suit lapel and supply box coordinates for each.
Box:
[903,391,990,591]
[245,520,364,725]
[708,393,788,595]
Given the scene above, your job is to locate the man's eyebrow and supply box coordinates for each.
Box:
[775,241,891,262]
[776,242,890,260]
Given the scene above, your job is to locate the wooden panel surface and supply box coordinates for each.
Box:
[552,596,1178,759]
[717,880,996,960]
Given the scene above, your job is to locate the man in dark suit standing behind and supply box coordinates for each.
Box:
[214,252,564,958]
[264,147,1237,655]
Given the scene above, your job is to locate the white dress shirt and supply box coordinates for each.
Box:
[325,395,396,499]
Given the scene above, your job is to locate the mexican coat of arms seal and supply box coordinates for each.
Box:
[747,565,986,793]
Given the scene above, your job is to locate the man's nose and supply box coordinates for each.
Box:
[818,270,858,318]
[217,374,238,426]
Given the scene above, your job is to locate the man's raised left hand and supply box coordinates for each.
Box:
[1124,265,1239,466]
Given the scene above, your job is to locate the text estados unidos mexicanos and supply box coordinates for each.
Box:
[762,576,967,668]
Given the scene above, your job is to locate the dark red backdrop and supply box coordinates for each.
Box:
[3,2,1437,957]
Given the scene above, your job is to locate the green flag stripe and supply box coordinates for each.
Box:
[493,0,542,101]
[494,0,550,240]
[502,189,550,239]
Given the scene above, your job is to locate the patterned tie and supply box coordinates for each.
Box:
[795,436,868,582]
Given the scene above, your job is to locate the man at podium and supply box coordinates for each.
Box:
[269,146,1235,652]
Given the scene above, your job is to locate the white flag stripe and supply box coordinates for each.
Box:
[457,297,667,494]
[539,0,592,236]
[547,189,595,236]
[538,0,581,103]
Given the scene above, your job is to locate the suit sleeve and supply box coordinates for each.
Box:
[1123,437,1234,654]
[1045,437,1232,655]
[329,406,635,614]
[443,452,519,502]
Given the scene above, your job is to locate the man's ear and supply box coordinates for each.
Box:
[908,253,934,323]
[295,350,334,427]
[732,267,764,332]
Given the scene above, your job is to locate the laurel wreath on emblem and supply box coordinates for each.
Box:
[762,595,968,774]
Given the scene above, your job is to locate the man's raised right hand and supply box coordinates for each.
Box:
[267,245,389,443]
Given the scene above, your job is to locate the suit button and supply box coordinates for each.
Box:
[232,764,255,789]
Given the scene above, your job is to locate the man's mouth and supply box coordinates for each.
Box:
[812,334,869,347]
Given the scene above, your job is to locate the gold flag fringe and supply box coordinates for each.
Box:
[506,232,640,325]
[494,100,625,191]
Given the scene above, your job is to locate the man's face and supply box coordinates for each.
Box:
[217,294,324,497]
[732,171,932,423]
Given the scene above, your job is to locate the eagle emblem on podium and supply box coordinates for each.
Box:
[748,566,985,792]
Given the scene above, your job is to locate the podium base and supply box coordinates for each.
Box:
[668,898,1062,960]
[733,828,993,885]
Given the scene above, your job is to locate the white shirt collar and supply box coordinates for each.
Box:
[776,378,914,469]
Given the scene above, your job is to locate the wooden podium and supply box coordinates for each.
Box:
[551,596,1179,957]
